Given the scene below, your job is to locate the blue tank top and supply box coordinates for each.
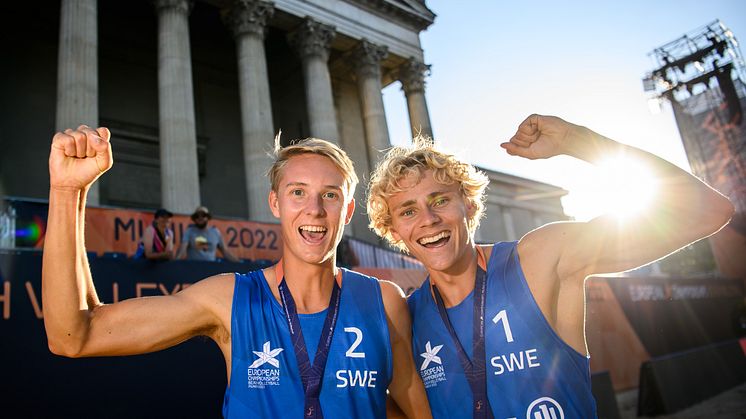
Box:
[224,268,392,418]
[408,242,597,419]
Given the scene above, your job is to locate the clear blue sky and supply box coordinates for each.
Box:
[383,0,746,220]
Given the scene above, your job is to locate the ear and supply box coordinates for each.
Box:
[390,227,401,242]
[268,190,280,219]
[465,197,477,218]
[344,198,355,225]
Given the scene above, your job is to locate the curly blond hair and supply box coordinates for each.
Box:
[267,134,358,199]
[366,136,489,252]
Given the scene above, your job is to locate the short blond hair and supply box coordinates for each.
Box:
[267,135,359,199]
[367,136,489,252]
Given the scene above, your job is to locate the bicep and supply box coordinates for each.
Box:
[525,217,697,281]
[379,281,410,344]
[79,274,230,357]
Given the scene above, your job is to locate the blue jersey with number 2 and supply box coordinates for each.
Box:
[223,269,392,418]
[408,242,597,419]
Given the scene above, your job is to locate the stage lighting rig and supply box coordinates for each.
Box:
[643,20,745,124]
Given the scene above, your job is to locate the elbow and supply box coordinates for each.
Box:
[45,325,88,358]
[47,337,84,358]
[710,194,736,232]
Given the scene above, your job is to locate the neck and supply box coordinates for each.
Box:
[429,246,479,308]
[278,255,338,314]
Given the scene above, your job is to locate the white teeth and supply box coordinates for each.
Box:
[418,231,450,245]
[300,225,327,232]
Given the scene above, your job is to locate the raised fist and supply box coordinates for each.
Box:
[501,114,577,160]
[49,125,113,191]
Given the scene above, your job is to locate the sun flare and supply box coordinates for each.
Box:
[593,156,658,220]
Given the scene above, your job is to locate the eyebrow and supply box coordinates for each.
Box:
[284,181,344,191]
[393,190,449,212]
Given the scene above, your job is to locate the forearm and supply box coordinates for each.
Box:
[42,188,96,356]
[78,188,101,307]
[570,125,733,229]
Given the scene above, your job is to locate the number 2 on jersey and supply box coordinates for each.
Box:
[344,327,365,358]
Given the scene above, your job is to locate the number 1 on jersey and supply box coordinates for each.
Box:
[492,309,514,342]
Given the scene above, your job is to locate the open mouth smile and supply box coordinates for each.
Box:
[299,225,328,243]
[417,231,451,248]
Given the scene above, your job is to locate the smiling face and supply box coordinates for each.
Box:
[269,153,355,267]
[387,169,476,276]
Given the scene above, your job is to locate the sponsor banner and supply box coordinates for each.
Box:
[605,275,744,358]
[86,208,283,261]
[585,277,651,391]
[7,198,283,261]
[0,250,230,417]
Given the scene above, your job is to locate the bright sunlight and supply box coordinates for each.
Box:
[592,156,659,220]
[563,155,660,221]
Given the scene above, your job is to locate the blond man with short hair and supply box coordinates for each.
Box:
[43,126,430,418]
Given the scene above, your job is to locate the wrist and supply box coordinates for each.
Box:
[565,125,615,162]
[49,187,82,203]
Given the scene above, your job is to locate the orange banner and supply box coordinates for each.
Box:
[83,207,283,261]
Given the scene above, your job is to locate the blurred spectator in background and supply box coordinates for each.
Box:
[134,208,174,260]
[176,206,239,262]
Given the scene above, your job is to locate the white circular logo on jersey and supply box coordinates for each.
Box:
[526,396,564,419]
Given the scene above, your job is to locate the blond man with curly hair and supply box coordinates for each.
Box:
[367,114,734,419]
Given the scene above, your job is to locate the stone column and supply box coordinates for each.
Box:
[350,40,390,168]
[56,0,100,204]
[154,0,201,214]
[288,18,338,142]
[224,0,275,223]
[399,58,433,139]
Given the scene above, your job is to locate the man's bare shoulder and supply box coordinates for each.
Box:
[178,272,236,308]
[516,222,576,262]
[376,280,408,321]
[377,279,406,300]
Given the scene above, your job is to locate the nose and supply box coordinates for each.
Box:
[421,206,441,226]
[306,194,326,217]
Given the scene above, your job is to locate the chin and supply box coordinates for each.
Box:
[300,250,334,265]
[414,254,448,271]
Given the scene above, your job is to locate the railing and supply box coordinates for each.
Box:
[348,237,423,270]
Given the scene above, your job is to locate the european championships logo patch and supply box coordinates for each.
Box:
[247,341,283,388]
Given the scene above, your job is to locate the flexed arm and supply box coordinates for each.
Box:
[42,126,229,359]
[503,114,734,279]
[43,126,113,355]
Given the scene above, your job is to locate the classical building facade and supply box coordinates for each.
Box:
[0,0,565,245]
[476,168,568,243]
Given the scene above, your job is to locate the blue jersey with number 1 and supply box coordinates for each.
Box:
[408,241,597,419]
[223,269,392,418]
